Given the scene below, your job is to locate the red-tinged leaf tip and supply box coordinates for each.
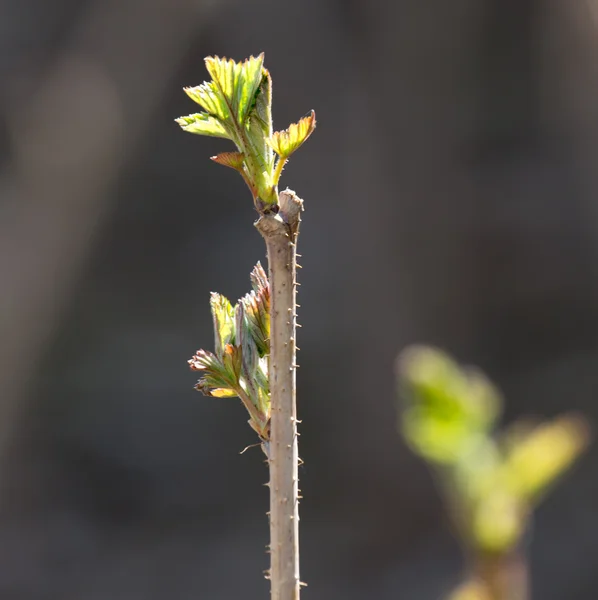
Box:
[211,151,245,171]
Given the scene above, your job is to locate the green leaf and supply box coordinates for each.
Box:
[235,301,258,384]
[205,54,265,126]
[183,84,229,122]
[244,70,275,191]
[210,293,235,359]
[501,414,589,503]
[221,343,242,384]
[268,110,316,159]
[188,263,271,440]
[175,113,230,139]
[398,346,501,464]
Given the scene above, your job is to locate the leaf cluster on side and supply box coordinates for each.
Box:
[189,263,271,442]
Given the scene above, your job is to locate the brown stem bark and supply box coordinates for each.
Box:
[255,189,303,600]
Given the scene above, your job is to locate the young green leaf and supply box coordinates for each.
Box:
[268,110,316,159]
[204,54,265,126]
[501,414,589,504]
[398,346,501,464]
[241,262,270,357]
[189,348,239,396]
[175,113,230,139]
[210,293,235,359]
[183,84,230,125]
[189,264,272,441]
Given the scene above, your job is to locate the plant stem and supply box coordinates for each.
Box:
[476,550,529,600]
[256,189,303,600]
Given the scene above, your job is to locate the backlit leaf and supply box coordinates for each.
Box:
[204,54,265,125]
[267,110,316,159]
[183,83,229,122]
[211,151,245,171]
[210,293,235,359]
[175,113,230,139]
[210,388,238,398]
[501,414,589,503]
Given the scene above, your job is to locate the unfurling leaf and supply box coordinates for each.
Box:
[211,152,245,171]
[268,110,316,159]
[250,262,269,293]
[175,113,230,139]
[210,293,235,359]
[189,264,272,441]
[189,349,237,396]
[204,54,265,126]
[183,82,229,122]
[241,262,270,357]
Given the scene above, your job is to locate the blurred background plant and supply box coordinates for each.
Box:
[397,346,590,600]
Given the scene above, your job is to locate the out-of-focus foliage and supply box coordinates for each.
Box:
[400,346,501,464]
[448,580,491,600]
[176,54,315,212]
[397,346,590,556]
[189,263,271,442]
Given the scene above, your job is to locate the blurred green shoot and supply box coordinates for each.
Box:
[397,346,590,599]
[189,263,271,444]
[176,53,315,213]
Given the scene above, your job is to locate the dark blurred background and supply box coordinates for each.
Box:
[1,0,598,598]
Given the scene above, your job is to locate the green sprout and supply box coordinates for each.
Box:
[189,263,271,444]
[397,346,590,599]
[176,53,315,213]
